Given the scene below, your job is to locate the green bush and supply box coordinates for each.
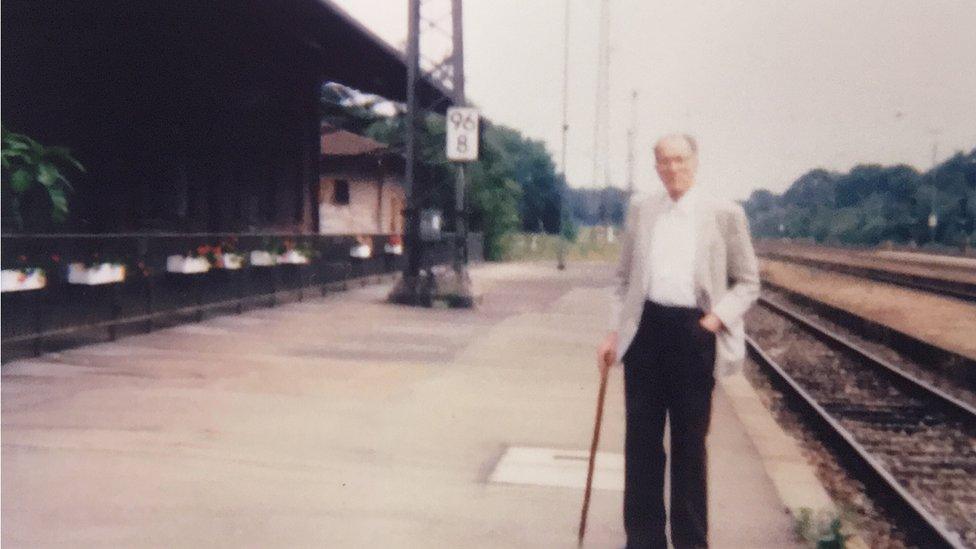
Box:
[794,507,854,549]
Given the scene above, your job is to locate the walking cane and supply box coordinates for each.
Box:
[578,362,610,546]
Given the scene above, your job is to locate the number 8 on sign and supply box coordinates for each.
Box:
[446,107,480,162]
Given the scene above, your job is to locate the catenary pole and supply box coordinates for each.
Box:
[452,0,468,271]
[403,0,422,282]
[557,0,570,271]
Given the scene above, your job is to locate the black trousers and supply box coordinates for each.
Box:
[622,300,717,549]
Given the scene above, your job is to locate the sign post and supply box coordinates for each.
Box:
[390,0,476,308]
[446,107,478,305]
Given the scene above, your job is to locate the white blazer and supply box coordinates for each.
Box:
[613,190,761,377]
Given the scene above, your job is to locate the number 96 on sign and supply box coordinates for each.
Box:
[446,107,480,162]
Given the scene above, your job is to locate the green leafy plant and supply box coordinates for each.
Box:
[269,237,316,258]
[794,507,854,549]
[817,518,849,549]
[1,126,84,229]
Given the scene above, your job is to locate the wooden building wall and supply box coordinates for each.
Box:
[318,173,404,236]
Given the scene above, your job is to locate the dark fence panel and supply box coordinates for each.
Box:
[1,232,483,361]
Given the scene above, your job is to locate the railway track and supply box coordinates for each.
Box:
[759,251,976,303]
[759,283,976,394]
[748,297,976,548]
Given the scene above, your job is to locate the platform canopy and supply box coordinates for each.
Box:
[1,0,450,233]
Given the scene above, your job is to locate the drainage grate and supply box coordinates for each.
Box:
[488,446,624,491]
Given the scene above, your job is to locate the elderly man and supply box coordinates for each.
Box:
[598,134,760,549]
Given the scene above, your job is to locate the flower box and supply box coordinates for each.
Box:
[217,253,244,270]
[67,263,126,285]
[249,250,277,267]
[350,244,372,259]
[384,235,403,256]
[1,268,47,292]
[277,250,310,265]
[166,255,211,274]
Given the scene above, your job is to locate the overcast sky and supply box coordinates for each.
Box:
[332,0,976,201]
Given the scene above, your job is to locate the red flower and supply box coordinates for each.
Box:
[51,254,61,263]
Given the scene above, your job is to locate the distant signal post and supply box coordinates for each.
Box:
[446,106,478,306]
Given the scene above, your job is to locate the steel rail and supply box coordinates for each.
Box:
[759,280,976,385]
[746,337,967,549]
[758,297,976,422]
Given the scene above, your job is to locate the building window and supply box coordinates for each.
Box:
[332,180,350,205]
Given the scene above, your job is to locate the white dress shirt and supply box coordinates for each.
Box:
[645,186,698,307]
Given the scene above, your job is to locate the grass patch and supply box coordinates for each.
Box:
[499,226,621,262]
[794,507,858,548]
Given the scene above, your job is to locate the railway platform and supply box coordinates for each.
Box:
[3,262,805,548]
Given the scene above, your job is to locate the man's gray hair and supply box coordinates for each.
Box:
[654,134,698,156]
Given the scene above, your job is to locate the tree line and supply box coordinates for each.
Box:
[742,149,976,248]
[563,186,628,227]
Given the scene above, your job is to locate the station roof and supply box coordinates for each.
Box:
[319,124,404,174]
[321,124,389,157]
[296,0,454,111]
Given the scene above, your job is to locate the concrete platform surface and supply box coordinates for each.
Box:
[2,262,799,548]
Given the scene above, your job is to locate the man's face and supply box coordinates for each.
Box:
[654,137,698,198]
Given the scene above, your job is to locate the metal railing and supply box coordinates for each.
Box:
[1,232,480,361]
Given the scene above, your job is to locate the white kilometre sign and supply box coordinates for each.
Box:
[446,107,479,162]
